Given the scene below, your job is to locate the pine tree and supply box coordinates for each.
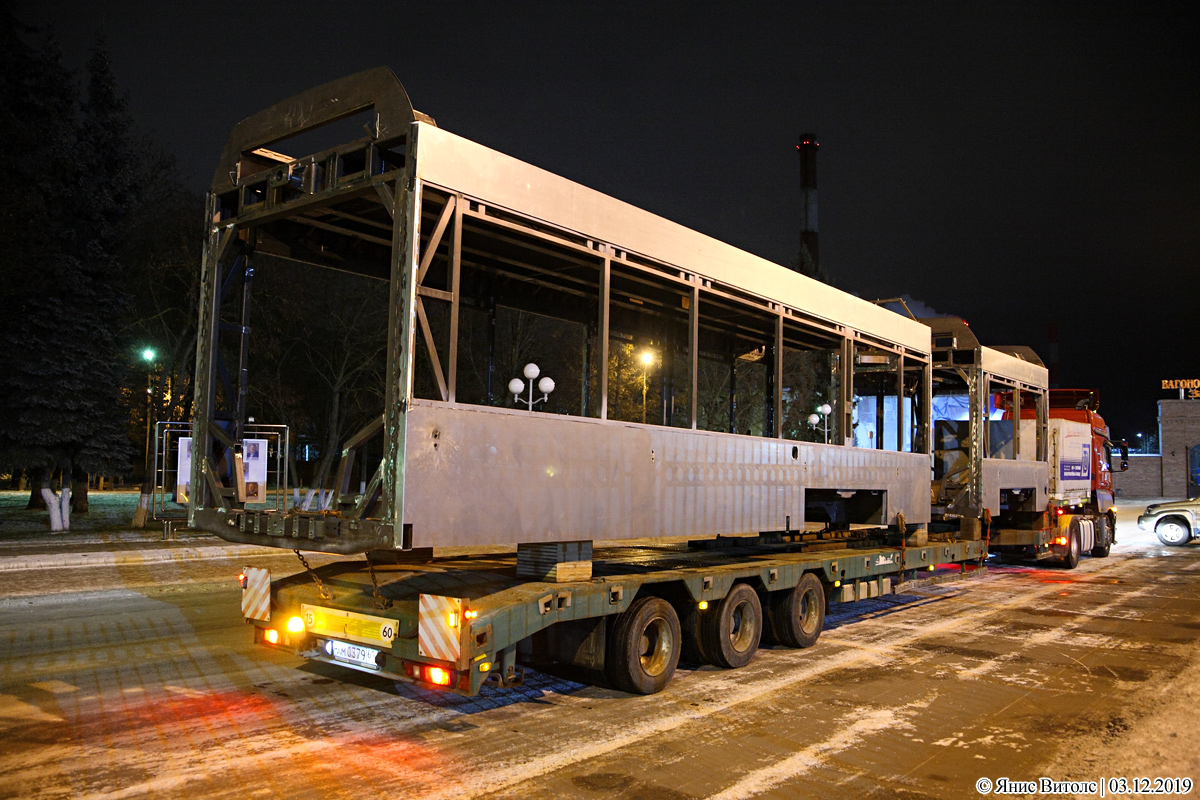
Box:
[0,22,139,530]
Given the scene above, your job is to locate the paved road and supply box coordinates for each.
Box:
[1,512,1197,800]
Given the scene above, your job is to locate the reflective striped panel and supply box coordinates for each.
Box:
[241,566,271,622]
[418,594,463,662]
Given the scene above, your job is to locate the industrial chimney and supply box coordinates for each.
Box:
[796,133,820,279]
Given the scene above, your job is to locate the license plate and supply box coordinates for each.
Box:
[326,640,380,669]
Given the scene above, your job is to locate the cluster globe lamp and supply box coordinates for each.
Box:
[509,363,555,411]
[808,402,833,444]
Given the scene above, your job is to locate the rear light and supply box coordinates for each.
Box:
[287,616,305,633]
[1055,536,1068,546]
[264,628,280,645]
[1055,508,1065,516]
[403,661,455,687]
[238,572,247,589]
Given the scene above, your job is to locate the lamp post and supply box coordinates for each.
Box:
[509,363,555,410]
[133,348,157,528]
[807,402,832,444]
[640,350,655,424]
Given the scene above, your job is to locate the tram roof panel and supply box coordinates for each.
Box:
[413,122,930,354]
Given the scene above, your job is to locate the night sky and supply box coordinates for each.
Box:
[16,1,1198,442]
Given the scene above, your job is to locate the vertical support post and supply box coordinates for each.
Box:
[1013,386,1021,460]
[381,126,422,540]
[921,357,933,456]
[448,193,462,403]
[896,351,905,451]
[689,282,699,430]
[1037,388,1048,462]
[233,253,255,442]
[774,313,784,438]
[189,193,227,524]
[486,294,496,406]
[599,256,610,421]
[841,335,854,446]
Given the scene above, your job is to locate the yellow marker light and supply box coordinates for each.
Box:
[264,629,280,645]
[697,600,709,610]
[479,661,492,673]
[447,611,459,628]
[286,616,305,633]
[834,580,841,588]
[928,565,935,571]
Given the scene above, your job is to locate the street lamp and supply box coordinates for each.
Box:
[509,363,555,411]
[808,402,833,444]
[640,350,655,424]
[1136,432,1143,454]
[133,348,157,528]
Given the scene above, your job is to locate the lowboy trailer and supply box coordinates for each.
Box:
[245,535,987,696]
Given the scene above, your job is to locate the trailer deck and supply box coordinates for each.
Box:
[248,536,988,696]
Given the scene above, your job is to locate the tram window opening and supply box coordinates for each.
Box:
[780,320,842,444]
[606,265,690,427]
[852,345,912,451]
[695,292,774,436]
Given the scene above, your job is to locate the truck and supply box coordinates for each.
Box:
[197,69,994,696]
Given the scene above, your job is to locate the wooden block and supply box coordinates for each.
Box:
[959,517,982,541]
[517,541,593,582]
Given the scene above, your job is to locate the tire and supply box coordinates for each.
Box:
[1061,531,1080,569]
[1091,516,1112,558]
[701,583,762,669]
[769,573,826,649]
[605,596,681,694]
[1156,517,1192,547]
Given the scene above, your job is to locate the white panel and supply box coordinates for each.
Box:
[412,123,930,354]
[981,346,1048,387]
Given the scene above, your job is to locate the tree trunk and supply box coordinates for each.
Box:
[26,467,47,509]
[71,466,89,514]
[41,487,63,531]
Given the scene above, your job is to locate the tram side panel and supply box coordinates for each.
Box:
[402,401,931,548]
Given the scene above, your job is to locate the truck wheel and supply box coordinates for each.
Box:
[1156,518,1191,547]
[1091,516,1112,558]
[769,573,826,649]
[701,583,762,669]
[605,597,681,694]
[1061,532,1080,569]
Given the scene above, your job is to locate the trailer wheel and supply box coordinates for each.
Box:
[605,597,681,694]
[1156,517,1191,547]
[1061,531,1081,569]
[1091,516,1112,558]
[769,573,826,649]
[701,583,762,669]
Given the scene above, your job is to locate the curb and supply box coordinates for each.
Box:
[0,544,277,573]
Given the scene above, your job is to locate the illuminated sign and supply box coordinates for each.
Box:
[1162,380,1200,400]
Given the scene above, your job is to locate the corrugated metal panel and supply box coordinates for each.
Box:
[403,402,929,548]
[412,122,930,354]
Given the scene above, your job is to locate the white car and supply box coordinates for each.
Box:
[1138,498,1200,546]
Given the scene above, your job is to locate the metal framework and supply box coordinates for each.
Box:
[924,317,1050,520]
[190,68,935,554]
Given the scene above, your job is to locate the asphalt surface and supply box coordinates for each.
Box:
[1,496,1197,799]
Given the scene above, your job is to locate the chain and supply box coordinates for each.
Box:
[294,549,332,601]
[365,554,392,610]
